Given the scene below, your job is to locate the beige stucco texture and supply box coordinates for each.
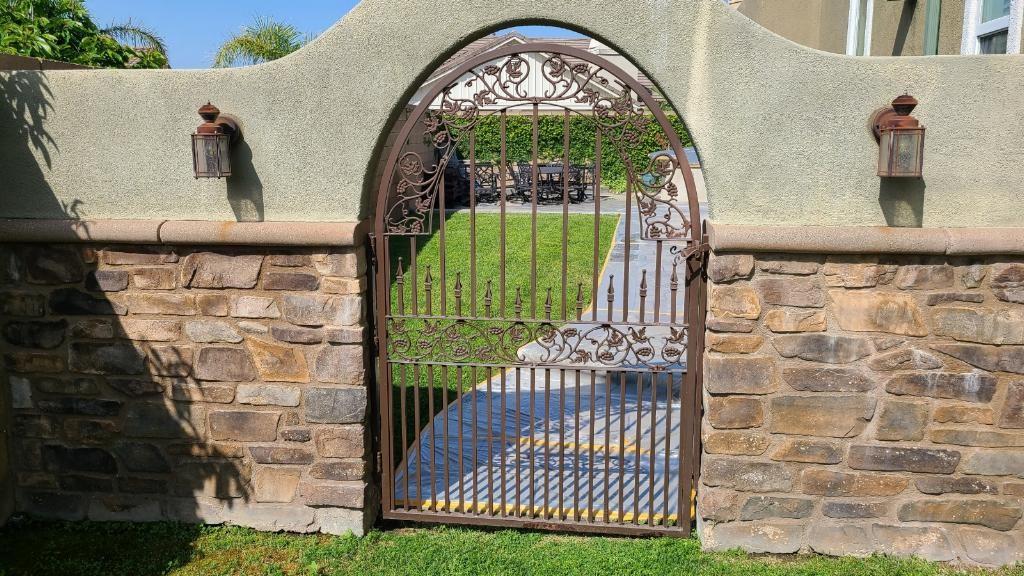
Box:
[1,0,1022,227]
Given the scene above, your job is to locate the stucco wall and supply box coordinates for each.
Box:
[737,0,849,54]
[1,0,1023,227]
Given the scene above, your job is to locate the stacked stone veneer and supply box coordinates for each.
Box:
[0,243,374,534]
[699,251,1024,566]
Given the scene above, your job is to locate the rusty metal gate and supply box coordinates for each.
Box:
[372,43,706,536]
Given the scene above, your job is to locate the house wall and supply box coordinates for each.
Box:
[736,0,849,54]
[701,231,1024,566]
[1,0,1023,227]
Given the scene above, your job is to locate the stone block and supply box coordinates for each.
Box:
[248,444,311,461]
[146,345,193,377]
[124,402,206,439]
[114,442,170,473]
[895,265,954,290]
[756,277,825,308]
[180,253,263,288]
[310,459,366,481]
[701,458,792,492]
[1004,482,1024,496]
[185,320,242,343]
[36,376,97,397]
[848,445,960,474]
[37,397,121,417]
[808,525,872,557]
[299,481,365,508]
[770,395,875,437]
[704,356,777,395]
[132,267,177,290]
[13,414,57,438]
[49,288,126,315]
[125,293,196,315]
[24,246,85,284]
[101,247,177,265]
[926,292,985,305]
[934,405,994,425]
[5,351,64,373]
[800,469,908,496]
[708,286,760,320]
[822,501,888,519]
[118,319,180,342]
[316,426,366,458]
[828,290,928,336]
[772,334,873,364]
[70,319,114,339]
[118,477,168,494]
[222,504,318,533]
[253,467,302,503]
[708,397,763,429]
[271,325,324,344]
[167,443,244,459]
[823,258,888,288]
[246,338,310,382]
[87,496,162,522]
[706,316,755,333]
[876,401,929,441]
[708,254,754,283]
[962,451,1024,477]
[317,507,369,537]
[2,292,46,317]
[10,375,33,408]
[168,381,236,404]
[770,439,842,464]
[315,345,365,384]
[43,445,117,474]
[703,522,803,554]
[999,381,1024,428]
[313,251,364,278]
[756,256,820,275]
[194,346,257,382]
[703,431,769,456]
[322,277,366,295]
[305,387,367,424]
[932,307,1024,345]
[85,270,129,292]
[958,527,1019,566]
[3,319,66,349]
[20,491,87,521]
[264,272,319,291]
[697,488,741,522]
[962,264,988,289]
[69,342,144,375]
[738,496,813,520]
[781,366,875,392]
[762,309,826,333]
[706,334,763,354]
[237,384,301,407]
[885,372,996,403]
[915,476,999,495]
[282,428,312,443]
[229,297,280,320]
[898,499,1021,531]
[931,344,1024,375]
[209,411,280,442]
[106,378,162,398]
[64,419,119,444]
[991,263,1024,304]
[931,429,1024,447]
[868,348,943,371]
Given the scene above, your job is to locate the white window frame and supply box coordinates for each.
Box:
[961,0,1024,54]
[846,0,875,56]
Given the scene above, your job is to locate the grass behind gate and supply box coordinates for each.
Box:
[0,520,1017,576]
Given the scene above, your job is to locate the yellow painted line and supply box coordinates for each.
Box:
[516,436,653,456]
[398,490,695,523]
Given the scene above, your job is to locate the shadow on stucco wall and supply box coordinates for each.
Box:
[879,178,926,227]
[226,139,265,222]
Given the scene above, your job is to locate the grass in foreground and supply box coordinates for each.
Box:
[1,520,1018,576]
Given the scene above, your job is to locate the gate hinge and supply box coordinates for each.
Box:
[366,233,378,268]
[375,450,383,476]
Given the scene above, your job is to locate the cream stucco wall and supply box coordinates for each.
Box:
[1,0,1023,227]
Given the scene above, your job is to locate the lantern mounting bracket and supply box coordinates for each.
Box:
[869,93,920,140]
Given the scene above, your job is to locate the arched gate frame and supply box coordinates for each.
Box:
[372,42,707,536]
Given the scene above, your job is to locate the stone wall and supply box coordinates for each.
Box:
[0,243,375,534]
[699,251,1024,565]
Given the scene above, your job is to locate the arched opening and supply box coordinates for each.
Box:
[370,29,706,536]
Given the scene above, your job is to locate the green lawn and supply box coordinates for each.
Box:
[0,521,1014,576]
[386,211,618,458]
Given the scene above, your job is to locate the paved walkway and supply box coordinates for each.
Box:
[394,199,705,526]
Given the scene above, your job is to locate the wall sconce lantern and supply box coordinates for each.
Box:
[871,94,925,178]
[192,102,240,179]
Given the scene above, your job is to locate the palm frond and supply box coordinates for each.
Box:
[213,15,308,67]
[102,19,167,55]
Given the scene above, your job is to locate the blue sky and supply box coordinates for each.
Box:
[85,1,582,69]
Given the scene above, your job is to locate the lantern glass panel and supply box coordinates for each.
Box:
[192,133,231,178]
[877,130,892,177]
[892,130,922,177]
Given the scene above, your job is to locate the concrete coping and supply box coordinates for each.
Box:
[0,219,371,247]
[707,221,1024,255]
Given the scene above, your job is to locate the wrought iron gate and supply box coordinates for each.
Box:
[372,43,706,536]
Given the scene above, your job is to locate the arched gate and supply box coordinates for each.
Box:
[372,42,706,535]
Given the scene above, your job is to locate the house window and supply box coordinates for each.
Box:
[846,0,875,56]
[962,0,1023,54]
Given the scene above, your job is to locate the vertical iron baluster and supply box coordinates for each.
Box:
[543,368,551,519]
[484,281,493,318]
[621,173,632,323]
[558,367,566,520]
[499,110,507,317]
[410,237,418,316]
[670,262,679,324]
[606,276,615,323]
[470,129,477,316]
[424,267,435,510]
[639,269,648,323]
[528,366,536,517]
[471,365,479,514]
[648,372,658,524]
[617,371,627,522]
[561,109,570,321]
[663,368,674,525]
[515,367,522,517]
[575,282,585,321]
[602,370,612,522]
[413,364,421,508]
[544,288,552,321]
[424,266,433,314]
[573,369,581,521]
[514,289,523,319]
[654,242,663,323]
[442,364,450,512]
[457,366,465,511]
[487,366,494,516]
[454,272,463,317]
[591,127,602,322]
[587,369,596,522]
[499,366,507,517]
[439,172,447,317]
[530,103,539,318]
[633,371,645,525]
[427,364,436,511]
[396,258,409,509]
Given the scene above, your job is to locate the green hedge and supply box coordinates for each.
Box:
[453,114,692,193]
